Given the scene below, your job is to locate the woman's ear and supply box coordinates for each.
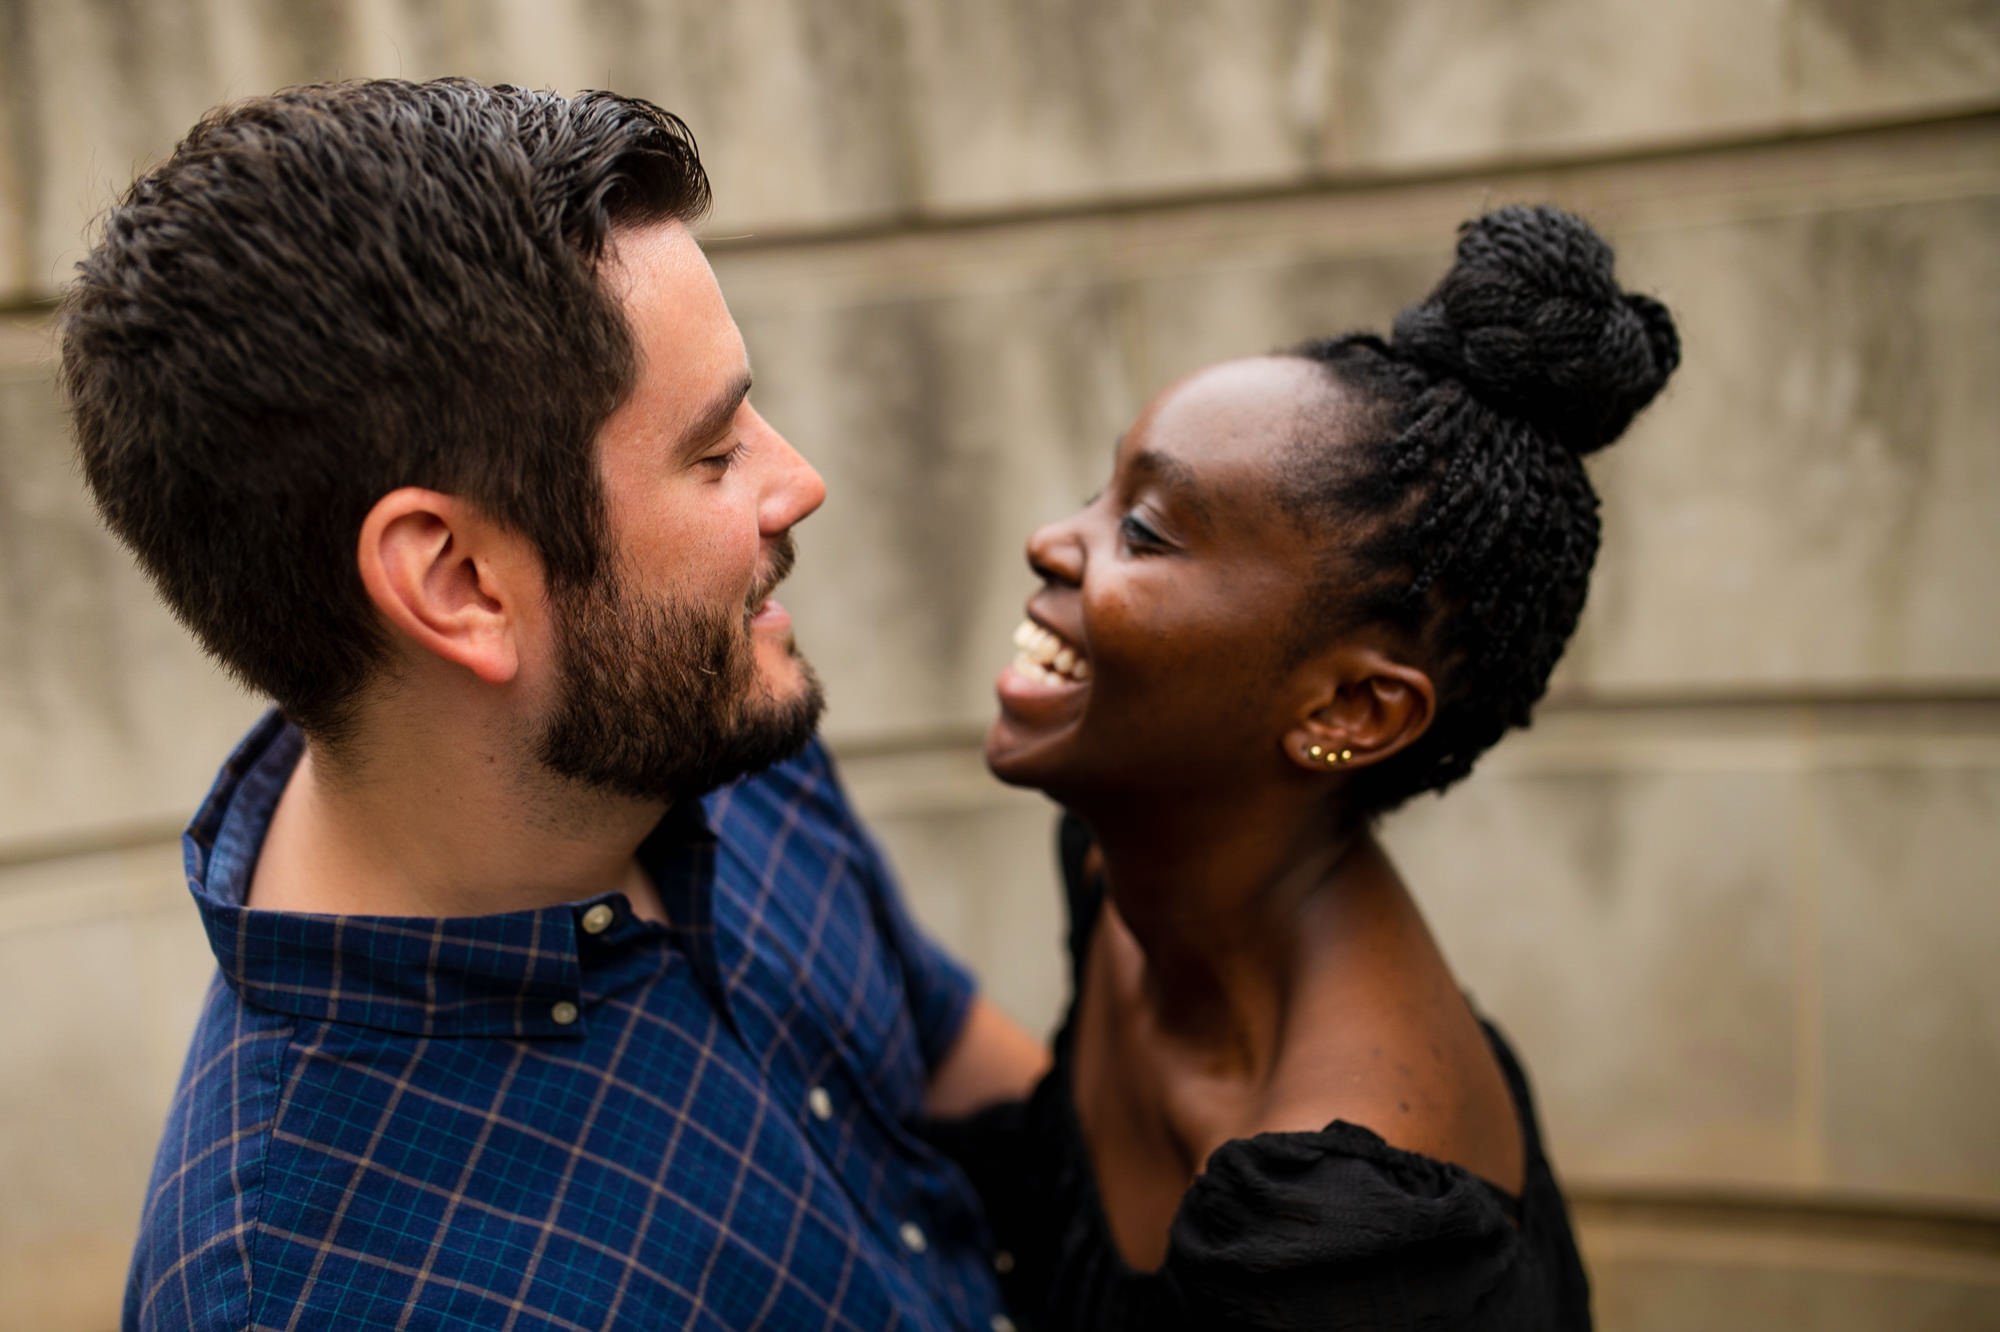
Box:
[355,488,533,686]
[1282,646,1436,775]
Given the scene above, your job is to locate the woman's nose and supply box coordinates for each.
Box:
[1026,513,1084,588]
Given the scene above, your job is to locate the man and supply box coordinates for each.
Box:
[64,79,1041,1330]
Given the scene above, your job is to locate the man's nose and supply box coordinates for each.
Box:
[751,407,826,533]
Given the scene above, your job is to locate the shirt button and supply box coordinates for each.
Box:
[580,904,615,935]
[550,1001,580,1026]
[807,1086,834,1122]
[898,1221,927,1254]
[992,1249,1015,1274]
[991,1317,1017,1332]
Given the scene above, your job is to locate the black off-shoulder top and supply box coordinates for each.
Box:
[927,817,1592,1330]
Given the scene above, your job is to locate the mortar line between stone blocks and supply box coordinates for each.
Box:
[696,105,2000,260]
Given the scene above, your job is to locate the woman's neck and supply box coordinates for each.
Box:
[1080,791,1374,1080]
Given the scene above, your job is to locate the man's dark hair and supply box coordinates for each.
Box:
[60,79,711,742]
[1284,204,1681,817]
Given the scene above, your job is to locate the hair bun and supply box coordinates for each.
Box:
[1389,204,1680,456]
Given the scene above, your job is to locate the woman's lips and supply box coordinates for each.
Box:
[996,616,1089,709]
[997,658,1087,696]
[1008,617,1090,684]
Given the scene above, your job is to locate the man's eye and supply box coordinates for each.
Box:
[1120,513,1166,551]
[702,440,750,471]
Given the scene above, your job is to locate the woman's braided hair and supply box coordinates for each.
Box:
[1287,204,1681,816]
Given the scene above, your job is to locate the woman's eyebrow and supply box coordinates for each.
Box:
[1129,448,1214,529]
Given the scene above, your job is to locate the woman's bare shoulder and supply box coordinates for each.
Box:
[1253,988,1526,1197]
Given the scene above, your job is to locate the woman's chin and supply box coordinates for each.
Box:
[983,716,1063,791]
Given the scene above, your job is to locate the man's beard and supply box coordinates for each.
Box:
[535,541,824,804]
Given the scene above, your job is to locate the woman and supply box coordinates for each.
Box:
[934,205,1680,1329]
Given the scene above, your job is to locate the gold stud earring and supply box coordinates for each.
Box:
[1307,744,1325,761]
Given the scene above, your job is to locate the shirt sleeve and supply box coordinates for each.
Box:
[812,741,979,1074]
[1168,1125,1531,1331]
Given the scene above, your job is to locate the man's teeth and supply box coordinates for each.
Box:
[1010,619,1091,684]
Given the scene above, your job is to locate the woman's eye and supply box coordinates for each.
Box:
[1120,513,1166,552]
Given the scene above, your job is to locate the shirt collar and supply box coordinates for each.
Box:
[184,711,721,1039]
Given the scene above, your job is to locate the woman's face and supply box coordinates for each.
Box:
[987,355,1345,800]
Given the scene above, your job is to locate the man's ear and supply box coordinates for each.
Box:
[356,488,536,686]
[1281,645,1436,775]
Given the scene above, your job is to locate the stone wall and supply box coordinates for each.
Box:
[3,2,1997,1326]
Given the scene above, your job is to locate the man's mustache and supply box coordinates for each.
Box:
[746,534,797,612]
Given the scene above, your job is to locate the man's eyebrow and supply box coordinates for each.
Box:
[677,371,753,456]
[1129,447,1213,528]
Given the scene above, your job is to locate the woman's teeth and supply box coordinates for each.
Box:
[1011,619,1091,685]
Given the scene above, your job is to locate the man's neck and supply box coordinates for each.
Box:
[247,722,669,922]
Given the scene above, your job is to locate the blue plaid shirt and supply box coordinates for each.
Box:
[126,713,1006,1330]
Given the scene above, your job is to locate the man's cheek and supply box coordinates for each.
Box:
[723,516,765,599]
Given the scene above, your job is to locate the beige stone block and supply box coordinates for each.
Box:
[4,0,345,304]
[1122,244,1442,392]
[1379,714,1806,1191]
[517,0,912,236]
[839,743,1068,1039]
[899,0,1331,214]
[1579,1191,2000,1331]
[1387,698,2000,1197]
[1818,761,2000,1204]
[0,841,216,1332]
[1332,0,1790,171]
[1790,0,2000,124]
[725,276,1141,743]
[1594,1257,2000,1332]
[1572,195,2000,693]
[2,0,914,303]
[0,349,265,852]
